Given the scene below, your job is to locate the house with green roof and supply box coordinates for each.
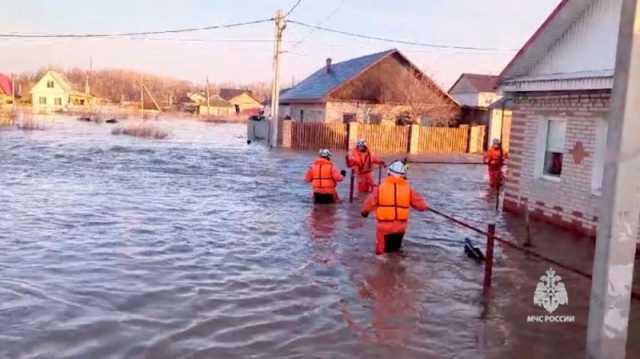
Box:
[30,70,95,114]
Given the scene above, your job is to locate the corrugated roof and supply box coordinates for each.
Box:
[0,73,11,96]
[449,73,499,93]
[280,49,396,102]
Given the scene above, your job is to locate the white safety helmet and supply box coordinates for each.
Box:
[356,139,367,149]
[388,160,408,177]
[319,148,332,159]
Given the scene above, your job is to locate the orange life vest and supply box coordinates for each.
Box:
[351,149,373,174]
[376,177,411,222]
[310,159,337,191]
[486,147,504,170]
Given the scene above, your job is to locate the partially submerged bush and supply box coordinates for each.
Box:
[16,118,45,131]
[111,123,169,139]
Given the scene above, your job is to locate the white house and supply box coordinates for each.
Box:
[498,0,622,236]
[30,71,94,114]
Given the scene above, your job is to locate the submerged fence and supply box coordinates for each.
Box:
[281,121,484,154]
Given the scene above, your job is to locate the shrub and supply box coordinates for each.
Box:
[111,122,169,139]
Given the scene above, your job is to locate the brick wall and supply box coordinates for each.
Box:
[503,91,611,237]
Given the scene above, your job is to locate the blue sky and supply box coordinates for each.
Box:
[0,0,561,87]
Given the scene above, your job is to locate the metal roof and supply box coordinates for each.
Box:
[449,73,499,93]
[280,49,396,103]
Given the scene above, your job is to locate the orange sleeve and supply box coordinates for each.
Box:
[304,167,313,183]
[332,166,344,182]
[410,188,428,212]
[372,153,385,165]
[361,190,379,215]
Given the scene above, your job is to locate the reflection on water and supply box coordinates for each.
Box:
[1,116,639,358]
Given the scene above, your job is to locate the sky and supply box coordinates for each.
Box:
[0,0,562,88]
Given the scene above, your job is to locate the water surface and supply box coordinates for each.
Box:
[1,117,639,358]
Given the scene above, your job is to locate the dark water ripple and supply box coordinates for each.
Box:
[1,117,640,358]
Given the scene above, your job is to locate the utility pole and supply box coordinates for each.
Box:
[206,76,211,116]
[269,9,285,147]
[586,1,640,358]
[140,74,144,118]
[11,74,16,113]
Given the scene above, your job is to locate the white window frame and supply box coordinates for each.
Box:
[535,118,566,182]
[592,119,608,195]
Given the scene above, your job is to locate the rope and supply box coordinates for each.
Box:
[427,208,640,301]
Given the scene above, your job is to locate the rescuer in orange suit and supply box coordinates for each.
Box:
[484,139,507,189]
[347,139,385,193]
[361,161,428,255]
[305,149,346,204]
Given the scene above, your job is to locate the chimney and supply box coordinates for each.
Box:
[326,58,332,74]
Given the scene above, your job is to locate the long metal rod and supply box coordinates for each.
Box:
[427,207,640,301]
[407,161,485,165]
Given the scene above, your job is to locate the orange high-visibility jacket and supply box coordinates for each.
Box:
[484,147,506,171]
[305,157,344,194]
[362,176,428,222]
[348,148,383,174]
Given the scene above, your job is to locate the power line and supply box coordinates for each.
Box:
[287,20,519,52]
[285,0,305,17]
[290,0,347,50]
[0,18,274,39]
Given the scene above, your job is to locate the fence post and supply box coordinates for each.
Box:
[348,122,360,150]
[349,170,355,203]
[483,223,496,296]
[281,120,292,148]
[409,124,420,154]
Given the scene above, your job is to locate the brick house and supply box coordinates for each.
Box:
[279,49,460,126]
[498,0,623,236]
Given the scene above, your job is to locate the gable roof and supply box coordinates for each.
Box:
[0,73,11,96]
[280,49,396,103]
[219,88,261,102]
[448,73,499,93]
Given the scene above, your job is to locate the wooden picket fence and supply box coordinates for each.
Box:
[290,122,348,150]
[358,124,410,153]
[283,121,482,154]
[417,126,469,153]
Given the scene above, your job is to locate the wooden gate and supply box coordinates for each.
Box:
[290,122,348,151]
[358,124,410,153]
[417,126,469,153]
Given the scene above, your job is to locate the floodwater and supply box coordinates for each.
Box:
[1,117,639,359]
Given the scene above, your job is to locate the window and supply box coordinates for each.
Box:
[537,119,566,179]
[46,80,54,88]
[342,113,356,124]
[368,114,382,125]
[54,97,62,106]
[592,120,609,194]
[299,109,305,122]
[39,96,47,105]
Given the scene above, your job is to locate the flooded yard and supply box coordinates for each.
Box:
[1,117,639,358]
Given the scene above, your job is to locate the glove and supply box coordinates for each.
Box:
[361,211,369,218]
[340,170,347,177]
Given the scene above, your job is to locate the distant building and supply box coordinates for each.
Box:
[497,0,623,236]
[279,49,460,126]
[198,95,234,116]
[219,88,263,115]
[449,73,500,124]
[0,73,13,109]
[30,71,94,114]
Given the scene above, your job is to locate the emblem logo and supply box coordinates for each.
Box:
[533,268,569,314]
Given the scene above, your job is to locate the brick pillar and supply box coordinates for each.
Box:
[409,124,420,154]
[281,120,292,148]
[348,122,360,150]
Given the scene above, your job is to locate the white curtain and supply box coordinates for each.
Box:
[546,120,566,153]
